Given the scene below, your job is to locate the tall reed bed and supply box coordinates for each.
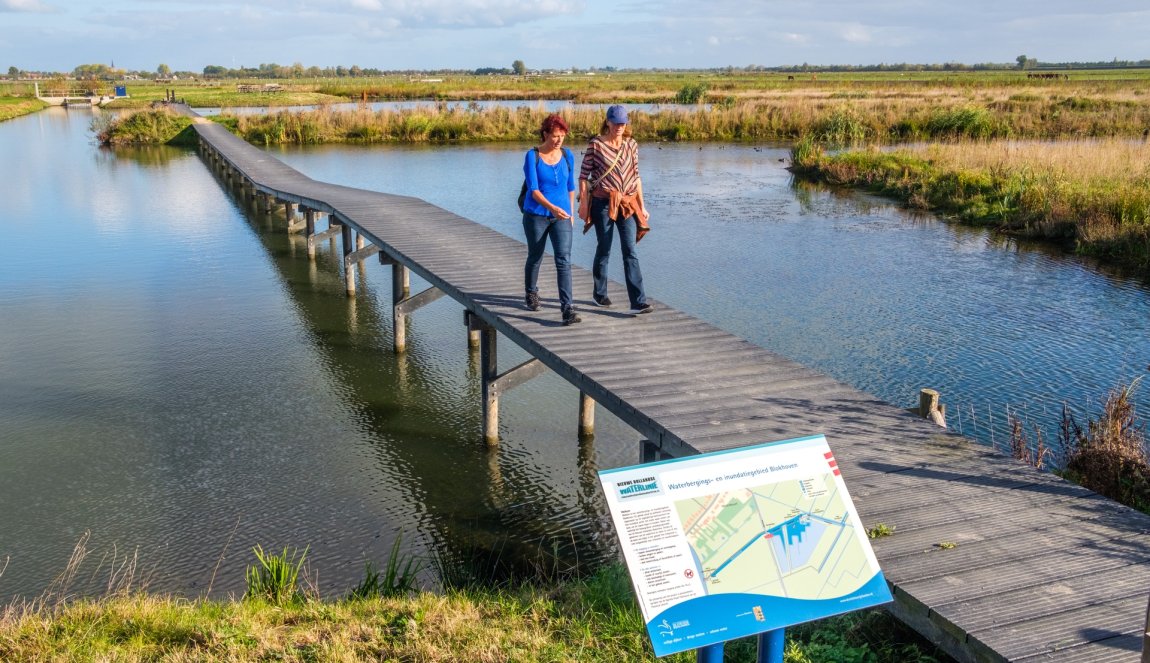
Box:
[792,138,1150,271]
[223,85,1150,146]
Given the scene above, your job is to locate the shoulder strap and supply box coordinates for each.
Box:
[591,141,623,188]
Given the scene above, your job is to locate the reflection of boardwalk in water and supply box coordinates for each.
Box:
[186,106,1150,663]
[204,131,614,586]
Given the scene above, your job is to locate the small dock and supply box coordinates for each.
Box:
[181,106,1150,662]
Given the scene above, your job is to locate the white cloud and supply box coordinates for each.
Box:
[333,0,583,27]
[0,0,56,12]
[839,24,872,44]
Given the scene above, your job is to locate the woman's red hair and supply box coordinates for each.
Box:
[540,113,569,138]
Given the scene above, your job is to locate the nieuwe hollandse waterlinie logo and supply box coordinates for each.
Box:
[615,476,660,499]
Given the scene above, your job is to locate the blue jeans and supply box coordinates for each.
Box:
[523,212,573,310]
[590,198,647,308]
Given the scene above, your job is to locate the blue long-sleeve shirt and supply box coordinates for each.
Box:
[523,147,575,218]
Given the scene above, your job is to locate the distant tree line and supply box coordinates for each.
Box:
[6,57,1150,82]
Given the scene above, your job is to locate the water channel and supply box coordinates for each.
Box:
[1,106,1148,602]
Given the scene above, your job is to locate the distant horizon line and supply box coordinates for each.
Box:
[11,57,1150,77]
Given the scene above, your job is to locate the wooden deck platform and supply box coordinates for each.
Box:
[183,107,1150,662]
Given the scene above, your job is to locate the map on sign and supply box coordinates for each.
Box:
[598,434,891,657]
[675,473,870,601]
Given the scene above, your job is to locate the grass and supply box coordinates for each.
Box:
[93,107,198,146]
[0,96,47,122]
[0,562,947,662]
[790,138,1150,273]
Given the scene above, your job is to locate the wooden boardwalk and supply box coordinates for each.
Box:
[183,108,1150,662]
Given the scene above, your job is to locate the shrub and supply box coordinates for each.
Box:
[1060,378,1150,513]
[675,82,708,105]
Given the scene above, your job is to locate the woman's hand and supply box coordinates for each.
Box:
[552,207,571,221]
[638,206,650,223]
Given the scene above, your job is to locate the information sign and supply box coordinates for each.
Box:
[597,434,892,657]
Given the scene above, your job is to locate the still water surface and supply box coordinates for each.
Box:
[1,107,1148,601]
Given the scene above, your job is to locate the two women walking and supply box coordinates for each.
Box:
[521,105,653,325]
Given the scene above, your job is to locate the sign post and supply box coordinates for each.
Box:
[597,434,892,658]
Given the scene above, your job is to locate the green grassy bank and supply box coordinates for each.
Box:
[0,563,944,662]
[0,97,47,122]
[790,138,1150,274]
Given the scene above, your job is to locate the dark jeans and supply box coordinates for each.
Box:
[590,197,647,308]
[522,212,573,310]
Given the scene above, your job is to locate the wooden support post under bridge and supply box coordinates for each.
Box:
[466,311,549,446]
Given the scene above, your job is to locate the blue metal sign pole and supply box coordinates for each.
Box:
[695,628,784,663]
[758,629,785,663]
[694,628,784,663]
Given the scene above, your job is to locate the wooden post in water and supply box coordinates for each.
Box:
[579,391,595,438]
[480,323,499,445]
[341,223,356,295]
[282,201,296,227]
[918,388,947,428]
[392,261,408,352]
[305,208,317,258]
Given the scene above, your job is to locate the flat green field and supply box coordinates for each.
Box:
[6,68,1149,110]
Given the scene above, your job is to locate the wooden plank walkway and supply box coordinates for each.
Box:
[182,107,1150,662]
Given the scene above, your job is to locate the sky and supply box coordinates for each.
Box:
[2,0,1148,74]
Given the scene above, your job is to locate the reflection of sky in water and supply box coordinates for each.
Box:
[2,108,1149,602]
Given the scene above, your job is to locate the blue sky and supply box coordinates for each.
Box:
[3,0,1147,73]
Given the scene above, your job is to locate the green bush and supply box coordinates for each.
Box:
[675,82,709,104]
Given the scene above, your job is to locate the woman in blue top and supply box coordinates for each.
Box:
[523,113,580,325]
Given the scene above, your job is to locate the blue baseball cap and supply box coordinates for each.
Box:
[606,104,628,124]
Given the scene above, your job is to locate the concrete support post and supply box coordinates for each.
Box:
[341,223,356,296]
[392,263,408,352]
[305,209,317,257]
[579,391,595,438]
[480,326,499,446]
[283,201,296,227]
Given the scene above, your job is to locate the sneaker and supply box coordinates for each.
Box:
[592,295,612,307]
[525,291,540,312]
[630,302,654,315]
[562,307,582,326]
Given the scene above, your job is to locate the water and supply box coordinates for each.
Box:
[1,107,1148,601]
